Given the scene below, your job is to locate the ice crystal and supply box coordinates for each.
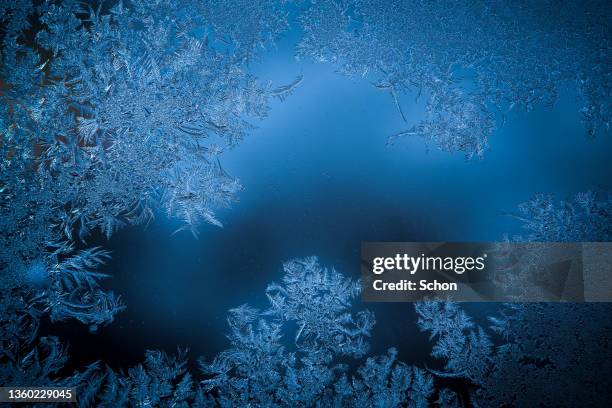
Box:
[297,0,611,157]
[198,0,289,61]
[416,301,492,383]
[513,190,612,242]
[0,1,300,403]
[0,257,434,408]
[416,300,612,407]
[3,253,610,406]
[1,0,296,248]
[416,191,612,407]
[265,257,375,357]
[488,191,612,299]
[1,0,298,327]
[201,257,375,406]
[333,348,434,407]
[1,2,610,407]
[28,0,270,235]
[1,340,199,408]
[0,257,376,406]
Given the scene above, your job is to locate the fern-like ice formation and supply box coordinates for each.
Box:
[201,257,377,406]
[0,257,436,407]
[1,0,298,326]
[297,0,611,158]
[416,299,612,407]
[2,249,611,406]
[416,191,612,407]
[513,190,612,242]
[2,1,611,406]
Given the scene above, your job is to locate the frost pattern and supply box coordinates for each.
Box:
[416,191,612,407]
[297,0,611,157]
[265,257,375,357]
[512,190,612,242]
[1,2,611,407]
[416,301,492,384]
[417,300,612,407]
[201,257,376,406]
[1,0,297,327]
[2,255,611,406]
[1,257,437,407]
[333,348,434,407]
